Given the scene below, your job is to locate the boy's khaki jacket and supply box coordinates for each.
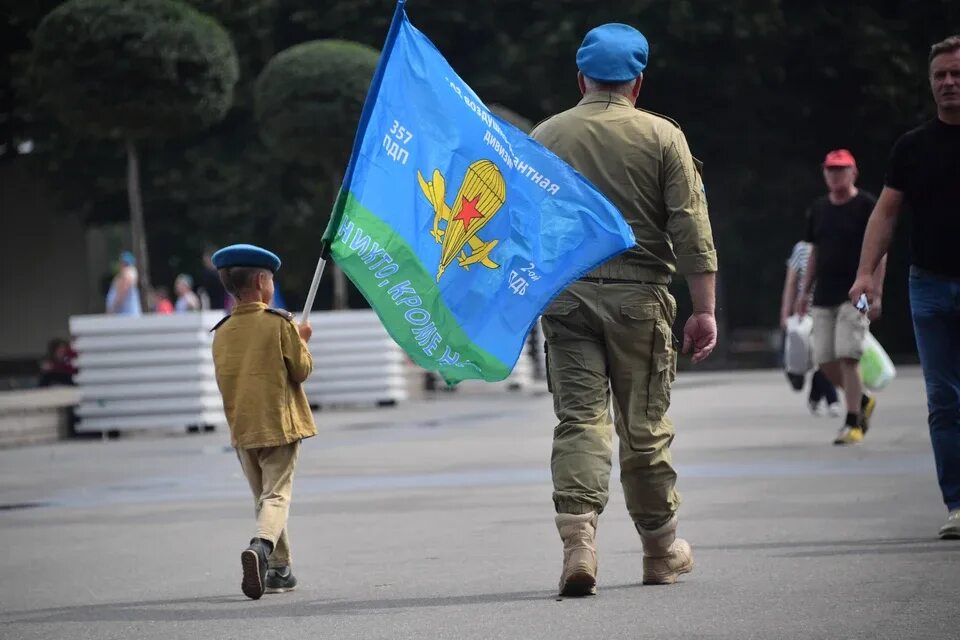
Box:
[212,302,317,449]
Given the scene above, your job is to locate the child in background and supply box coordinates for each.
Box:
[174,274,201,312]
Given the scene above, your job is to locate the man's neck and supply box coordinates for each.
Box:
[938,107,960,126]
[828,186,858,205]
[581,90,635,105]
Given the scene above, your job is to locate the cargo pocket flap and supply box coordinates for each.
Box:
[653,322,676,375]
[544,297,579,317]
[621,302,660,321]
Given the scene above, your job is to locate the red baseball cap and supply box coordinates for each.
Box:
[823,149,857,168]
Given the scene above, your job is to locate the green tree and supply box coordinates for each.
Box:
[255,39,380,309]
[30,0,239,309]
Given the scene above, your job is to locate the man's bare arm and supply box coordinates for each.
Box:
[850,187,903,305]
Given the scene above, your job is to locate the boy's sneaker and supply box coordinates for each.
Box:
[265,566,298,593]
[826,402,843,418]
[241,538,270,600]
[859,394,877,434]
[833,425,864,445]
[939,509,960,540]
[807,400,823,416]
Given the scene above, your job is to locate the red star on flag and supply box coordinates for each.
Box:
[452,195,483,231]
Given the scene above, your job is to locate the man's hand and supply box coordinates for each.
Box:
[682,312,717,364]
[298,322,313,343]
[849,274,877,309]
[794,297,810,318]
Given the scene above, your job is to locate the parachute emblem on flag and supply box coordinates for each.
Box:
[417,159,505,281]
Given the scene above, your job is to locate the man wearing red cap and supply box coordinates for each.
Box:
[797,150,885,445]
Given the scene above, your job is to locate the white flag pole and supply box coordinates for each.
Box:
[300,255,327,325]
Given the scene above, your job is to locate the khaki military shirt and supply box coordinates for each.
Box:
[532,92,717,282]
[212,302,317,449]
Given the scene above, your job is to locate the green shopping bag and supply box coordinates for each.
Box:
[861,332,896,391]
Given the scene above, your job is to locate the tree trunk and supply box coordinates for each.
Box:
[126,138,152,312]
[330,173,348,310]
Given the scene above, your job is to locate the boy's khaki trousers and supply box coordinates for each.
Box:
[237,441,300,568]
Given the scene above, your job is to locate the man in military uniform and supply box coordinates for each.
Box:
[531,23,718,596]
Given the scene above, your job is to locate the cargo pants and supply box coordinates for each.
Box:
[541,280,680,531]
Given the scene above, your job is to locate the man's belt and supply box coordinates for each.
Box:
[580,277,664,285]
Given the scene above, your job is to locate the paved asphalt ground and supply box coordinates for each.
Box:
[1,368,957,640]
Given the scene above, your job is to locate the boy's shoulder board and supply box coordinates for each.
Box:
[266,308,295,322]
[209,315,231,332]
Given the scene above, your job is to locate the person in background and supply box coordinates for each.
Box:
[780,240,841,416]
[105,251,141,316]
[271,280,287,311]
[174,274,201,312]
[151,287,174,314]
[38,338,77,387]
[200,247,228,310]
[796,150,885,445]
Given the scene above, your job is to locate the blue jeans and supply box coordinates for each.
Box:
[909,269,960,511]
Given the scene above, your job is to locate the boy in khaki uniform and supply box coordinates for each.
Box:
[210,244,317,600]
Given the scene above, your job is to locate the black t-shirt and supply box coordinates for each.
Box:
[804,191,876,306]
[201,267,226,310]
[885,118,960,278]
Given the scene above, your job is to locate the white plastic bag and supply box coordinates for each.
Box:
[784,314,814,375]
[861,332,896,391]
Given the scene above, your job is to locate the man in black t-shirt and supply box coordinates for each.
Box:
[851,35,960,540]
[797,149,886,446]
[200,248,227,310]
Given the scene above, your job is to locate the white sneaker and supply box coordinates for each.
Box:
[826,402,843,417]
[808,400,823,416]
[939,509,960,540]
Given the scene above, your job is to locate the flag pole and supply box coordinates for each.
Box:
[299,242,329,325]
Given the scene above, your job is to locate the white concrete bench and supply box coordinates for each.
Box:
[0,387,79,448]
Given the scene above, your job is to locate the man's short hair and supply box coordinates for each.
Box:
[219,267,264,296]
[929,35,960,65]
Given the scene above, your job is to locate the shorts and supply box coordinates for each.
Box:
[812,302,868,365]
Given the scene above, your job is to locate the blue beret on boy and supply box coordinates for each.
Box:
[212,244,281,273]
[576,23,649,83]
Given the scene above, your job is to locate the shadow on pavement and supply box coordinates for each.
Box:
[3,585,651,624]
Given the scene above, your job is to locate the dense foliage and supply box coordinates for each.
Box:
[3,0,958,350]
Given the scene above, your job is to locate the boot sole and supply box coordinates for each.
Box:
[642,558,694,585]
[241,549,265,600]
[559,571,597,597]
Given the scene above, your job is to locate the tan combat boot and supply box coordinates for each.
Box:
[555,512,598,596]
[636,516,693,585]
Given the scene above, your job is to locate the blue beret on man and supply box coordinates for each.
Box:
[576,23,649,83]
[212,244,282,273]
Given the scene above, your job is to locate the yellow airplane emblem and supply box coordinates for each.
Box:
[417,159,506,282]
